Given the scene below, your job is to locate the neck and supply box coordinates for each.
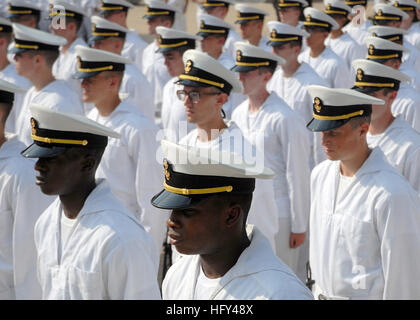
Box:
[340,145,371,177]
[200,232,250,278]
[247,34,262,47]
[368,107,395,135]
[196,117,227,142]
[208,48,223,60]
[310,43,326,58]
[95,94,121,117]
[248,88,269,113]
[61,35,77,54]
[60,179,96,219]
[31,69,55,91]
[330,29,343,39]
[281,59,300,77]
[0,129,5,148]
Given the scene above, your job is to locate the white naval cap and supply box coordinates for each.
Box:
[232,41,285,72]
[364,36,409,61]
[8,0,41,19]
[306,85,385,132]
[277,0,309,8]
[151,140,275,210]
[143,0,180,19]
[90,15,128,42]
[234,4,269,24]
[352,58,411,94]
[367,25,408,43]
[373,3,409,22]
[197,13,232,37]
[267,21,309,46]
[156,26,202,52]
[74,45,132,79]
[390,0,420,11]
[22,103,120,158]
[99,0,134,15]
[303,7,340,30]
[10,23,67,54]
[0,78,25,104]
[0,17,13,33]
[49,0,86,19]
[177,49,242,94]
[323,0,353,15]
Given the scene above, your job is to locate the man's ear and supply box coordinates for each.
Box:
[81,155,96,173]
[216,92,229,107]
[224,203,242,229]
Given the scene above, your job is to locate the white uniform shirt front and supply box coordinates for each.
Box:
[87,100,166,251]
[310,147,420,299]
[231,93,311,250]
[120,64,155,121]
[52,37,87,99]
[391,83,420,133]
[343,19,372,46]
[161,76,195,142]
[267,62,328,167]
[367,116,420,192]
[223,29,242,59]
[122,30,148,73]
[15,80,84,146]
[163,225,314,300]
[325,33,365,72]
[299,47,353,88]
[0,134,53,299]
[257,35,271,52]
[0,64,31,133]
[35,179,161,300]
[142,41,171,112]
[401,39,420,74]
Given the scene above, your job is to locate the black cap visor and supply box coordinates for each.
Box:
[231,64,258,73]
[151,189,212,210]
[21,143,68,158]
[306,117,352,132]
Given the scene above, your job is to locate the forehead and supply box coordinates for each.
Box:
[182,85,213,92]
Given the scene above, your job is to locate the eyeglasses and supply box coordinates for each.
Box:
[176,89,221,104]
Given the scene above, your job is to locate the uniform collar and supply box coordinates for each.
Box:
[345,146,394,178]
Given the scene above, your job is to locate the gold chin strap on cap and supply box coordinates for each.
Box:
[313,110,365,120]
[269,36,299,42]
[178,74,225,88]
[354,81,395,87]
[100,6,124,11]
[237,15,261,20]
[31,134,88,146]
[15,43,39,50]
[78,65,114,73]
[159,40,188,48]
[163,181,233,195]
[235,61,270,67]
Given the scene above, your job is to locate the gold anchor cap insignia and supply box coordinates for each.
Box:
[31,118,37,135]
[377,9,383,16]
[163,160,170,181]
[236,50,242,62]
[306,14,311,22]
[369,44,374,55]
[185,60,193,74]
[357,68,363,81]
[271,29,277,38]
[314,97,322,113]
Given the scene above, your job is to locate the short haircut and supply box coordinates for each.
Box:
[65,17,83,34]
[27,50,60,67]
[213,192,254,225]
[348,114,371,129]
[0,32,13,44]
[258,65,276,75]
[64,146,106,171]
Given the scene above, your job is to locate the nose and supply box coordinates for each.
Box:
[167,210,182,229]
[81,78,89,88]
[34,157,48,172]
[321,132,330,146]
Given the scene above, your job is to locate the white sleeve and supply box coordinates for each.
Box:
[403,148,420,193]
[12,165,54,299]
[129,125,168,254]
[103,236,161,299]
[277,116,311,233]
[376,189,420,299]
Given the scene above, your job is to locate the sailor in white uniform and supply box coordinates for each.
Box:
[49,1,88,99]
[152,140,313,300]
[0,80,53,300]
[323,0,365,73]
[307,85,420,300]
[266,21,328,167]
[89,16,155,121]
[98,0,148,73]
[277,0,309,28]
[299,7,352,88]
[196,13,246,119]
[7,0,41,29]
[0,16,31,134]
[142,0,179,123]
[370,4,420,79]
[10,23,84,146]
[342,0,372,46]
[231,42,311,278]
[199,0,241,59]
[402,0,420,49]
[352,59,420,192]
[176,49,246,155]
[363,36,420,133]
[367,25,420,91]
[75,46,167,255]
[157,26,200,142]
[22,104,161,300]
[234,4,271,52]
